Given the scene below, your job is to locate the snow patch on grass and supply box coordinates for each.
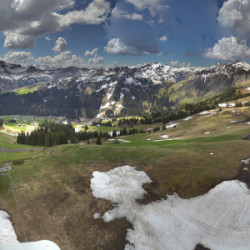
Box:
[199,111,217,115]
[165,123,179,129]
[0,211,60,249]
[0,210,18,244]
[241,158,250,165]
[118,139,131,143]
[91,166,250,250]
[0,240,61,250]
[152,138,181,142]
[183,116,193,121]
[160,135,168,139]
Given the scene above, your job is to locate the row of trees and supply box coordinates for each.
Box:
[17,121,143,146]
[17,121,76,146]
[0,86,105,119]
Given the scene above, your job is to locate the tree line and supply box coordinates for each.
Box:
[17,121,143,146]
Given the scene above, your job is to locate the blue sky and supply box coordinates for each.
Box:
[0,0,250,68]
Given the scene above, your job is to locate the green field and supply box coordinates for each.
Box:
[0,106,250,249]
[13,82,47,95]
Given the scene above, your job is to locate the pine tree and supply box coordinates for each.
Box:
[45,132,53,147]
[96,136,102,145]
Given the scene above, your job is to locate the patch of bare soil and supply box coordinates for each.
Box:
[1,162,133,250]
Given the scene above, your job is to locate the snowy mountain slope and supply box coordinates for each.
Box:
[0,61,250,118]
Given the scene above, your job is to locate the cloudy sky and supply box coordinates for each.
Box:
[0,0,249,68]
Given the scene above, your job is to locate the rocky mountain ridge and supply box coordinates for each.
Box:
[0,60,250,118]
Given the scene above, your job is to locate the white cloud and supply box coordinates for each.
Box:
[10,0,75,15]
[104,38,139,56]
[88,54,105,64]
[218,0,250,40]
[36,50,84,68]
[52,37,67,53]
[3,51,34,64]
[124,13,143,21]
[4,32,35,49]
[104,37,159,56]
[125,0,168,17]
[159,35,167,41]
[111,7,143,21]
[85,48,99,56]
[57,0,111,28]
[45,37,51,41]
[0,0,110,49]
[203,36,250,60]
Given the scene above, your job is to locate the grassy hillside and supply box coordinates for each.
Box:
[13,82,47,95]
[0,106,249,249]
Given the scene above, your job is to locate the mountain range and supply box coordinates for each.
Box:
[0,60,250,118]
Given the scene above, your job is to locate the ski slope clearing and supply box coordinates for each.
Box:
[91,166,250,250]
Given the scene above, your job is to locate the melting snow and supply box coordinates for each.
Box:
[165,123,179,129]
[183,116,193,121]
[0,241,60,250]
[125,77,134,85]
[0,211,18,244]
[91,166,250,250]
[160,135,169,139]
[120,93,124,100]
[0,210,60,249]
[241,158,250,165]
[218,103,228,108]
[118,139,131,143]
[152,138,181,142]
[96,76,105,82]
[233,62,250,71]
[201,74,207,83]
[93,213,101,219]
[199,111,217,115]
[0,166,11,172]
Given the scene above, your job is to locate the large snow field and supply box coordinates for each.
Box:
[91,165,250,250]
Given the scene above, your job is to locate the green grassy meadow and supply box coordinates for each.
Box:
[0,106,249,249]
